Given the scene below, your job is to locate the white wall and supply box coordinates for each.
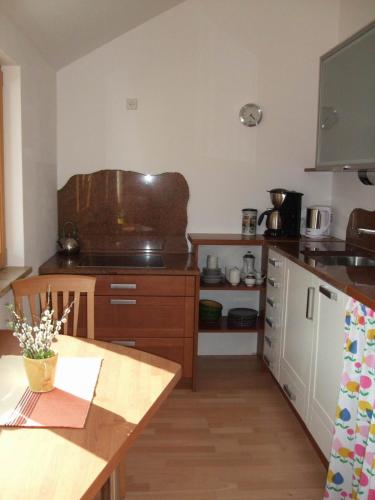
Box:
[57,0,340,236]
[57,0,342,355]
[330,1,375,238]
[0,12,56,324]
[2,66,24,266]
[0,11,57,271]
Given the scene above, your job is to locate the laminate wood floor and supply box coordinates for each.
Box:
[125,357,327,499]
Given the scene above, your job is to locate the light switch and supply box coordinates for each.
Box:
[126,98,138,110]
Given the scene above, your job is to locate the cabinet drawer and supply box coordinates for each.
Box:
[267,250,284,280]
[95,275,194,296]
[265,294,282,315]
[266,276,284,300]
[263,341,273,370]
[265,304,281,330]
[264,323,281,381]
[94,296,194,339]
[279,363,307,421]
[108,337,193,378]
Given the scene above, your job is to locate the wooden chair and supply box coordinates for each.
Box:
[11,274,96,339]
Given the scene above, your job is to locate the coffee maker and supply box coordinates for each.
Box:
[258,188,303,237]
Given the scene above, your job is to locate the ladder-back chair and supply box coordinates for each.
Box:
[12,275,96,339]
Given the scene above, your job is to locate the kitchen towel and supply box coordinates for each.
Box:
[325,299,375,499]
[0,356,102,427]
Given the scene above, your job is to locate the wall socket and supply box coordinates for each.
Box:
[126,98,138,110]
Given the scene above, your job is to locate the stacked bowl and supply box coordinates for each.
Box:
[201,267,223,285]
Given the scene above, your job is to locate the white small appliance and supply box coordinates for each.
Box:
[305,206,332,238]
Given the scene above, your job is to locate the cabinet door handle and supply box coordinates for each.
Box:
[110,283,137,289]
[283,384,296,401]
[264,355,271,366]
[267,277,280,288]
[111,339,136,347]
[305,287,315,320]
[319,285,337,301]
[265,317,274,328]
[110,299,137,305]
[268,258,281,268]
[266,297,275,308]
[264,335,272,346]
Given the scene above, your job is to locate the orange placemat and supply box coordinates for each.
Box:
[0,357,102,428]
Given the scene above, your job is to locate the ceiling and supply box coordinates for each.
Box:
[0,0,186,69]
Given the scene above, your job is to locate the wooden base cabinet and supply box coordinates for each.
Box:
[93,275,197,385]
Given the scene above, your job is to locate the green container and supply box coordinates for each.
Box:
[199,300,222,322]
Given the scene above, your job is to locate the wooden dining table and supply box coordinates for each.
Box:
[0,330,181,499]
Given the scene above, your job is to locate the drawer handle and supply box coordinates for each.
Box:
[283,384,296,401]
[110,283,137,289]
[264,335,272,347]
[264,355,271,366]
[305,287,315,320]
[111,339,136,347]
[319,285,337,301]
[267,277,280,288]
[265,317,274,329]
[266,297,275,308]
[268,258,281,268]
[110,299,137,305]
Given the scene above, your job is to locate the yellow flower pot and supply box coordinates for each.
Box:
[23,354,58,393]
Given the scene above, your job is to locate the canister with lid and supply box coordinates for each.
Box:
[242,208,257,236]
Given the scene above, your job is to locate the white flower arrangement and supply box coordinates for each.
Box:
[7,301,73,359]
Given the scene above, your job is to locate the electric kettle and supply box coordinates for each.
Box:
[305,206,332,238]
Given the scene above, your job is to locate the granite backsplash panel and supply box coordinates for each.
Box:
[58,170,189,253]
[346,208,375,252]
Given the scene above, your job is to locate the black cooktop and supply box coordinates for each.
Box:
[78,254,165,268]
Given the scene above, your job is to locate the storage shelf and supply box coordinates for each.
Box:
[305,166,375,172]
[189,234,266,246]
[199,317,264,333]
[200,279,265,291]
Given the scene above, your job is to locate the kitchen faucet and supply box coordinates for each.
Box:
[357,228,375,235]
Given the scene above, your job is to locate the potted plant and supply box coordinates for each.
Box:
[8,301,73,392]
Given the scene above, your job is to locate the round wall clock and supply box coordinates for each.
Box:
[239,103,263,127]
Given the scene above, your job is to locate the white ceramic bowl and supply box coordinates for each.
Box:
[245,277,256,287]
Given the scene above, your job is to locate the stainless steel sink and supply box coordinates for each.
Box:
[312,255,375,267]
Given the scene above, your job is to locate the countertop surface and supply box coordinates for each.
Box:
[39,252,199,276]
[38,235,375,309]
[269,240,375,310]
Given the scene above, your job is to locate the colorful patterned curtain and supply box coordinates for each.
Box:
[325,299,375,499]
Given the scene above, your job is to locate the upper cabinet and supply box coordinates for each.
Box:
[311,21,375,172]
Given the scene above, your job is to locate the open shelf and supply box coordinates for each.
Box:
[200,279,265,291]
[199,317,264,333]
[304,166,375,172]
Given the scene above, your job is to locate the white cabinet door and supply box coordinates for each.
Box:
[308,281,348,460]
[280,259,315,420]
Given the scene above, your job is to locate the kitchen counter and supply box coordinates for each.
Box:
[188,233,341,246]
[39,236,375,309]
[269,240,375,310]
[188,233,375,309]
[39,252,199,276]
